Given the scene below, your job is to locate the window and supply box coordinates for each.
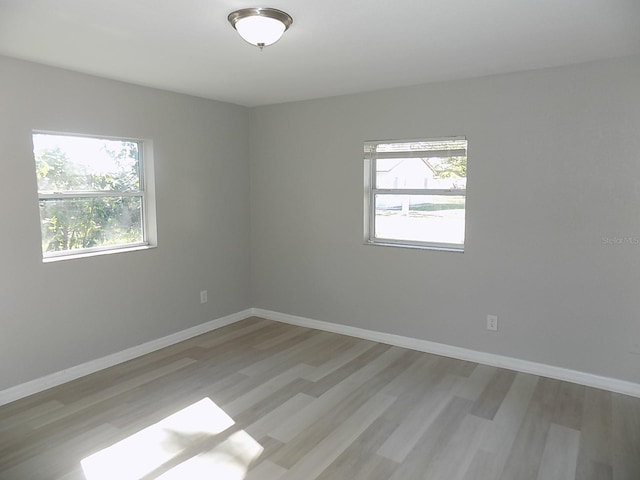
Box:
[364,137,467,251]
[32,132,155,260]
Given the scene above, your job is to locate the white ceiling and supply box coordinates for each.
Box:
[1,0,639,107]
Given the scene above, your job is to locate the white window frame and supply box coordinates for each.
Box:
[33,131,157,262]
[364,136,467,252]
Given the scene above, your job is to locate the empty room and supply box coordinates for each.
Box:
[1,1,639,479]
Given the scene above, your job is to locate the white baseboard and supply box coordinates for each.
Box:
[253,308,640,398]
[0,309,254,407]
[3,307,639,406]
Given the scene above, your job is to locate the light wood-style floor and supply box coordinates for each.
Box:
[1,317,639,480]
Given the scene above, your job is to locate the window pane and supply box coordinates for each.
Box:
[33,134,140,193]
[376,157,466,190]
[374,195,465,246]
[39,197,143,254]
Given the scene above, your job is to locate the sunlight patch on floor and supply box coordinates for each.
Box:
[156,430,264,479]
[81,397,240,480]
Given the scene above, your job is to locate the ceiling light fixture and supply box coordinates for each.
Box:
[228,7,293,50]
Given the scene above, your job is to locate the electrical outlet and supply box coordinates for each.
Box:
[200,290,208,304]
[487,314,498,331]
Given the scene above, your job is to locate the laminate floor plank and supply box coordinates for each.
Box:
[6,366,204,462]
[1,318,638,480]
[253,435,285,468]
[300,343,395,398]
[378,352,443,397]
[315,417,399,480]
[454,363,498,401]
[301,340,377,382]
[55,466,87,480]
[212,320,292,348]
[498,377,562,480]
[249,328,322,363]
[536,423,581,480]
[94,367,248,438]
[575,387,614,480]
[245,392,315,440]
[238,331,334,378]
[28,358,197,429]
[377,374,460,463]
[0,399,65,432]
[277,393,396,480]
[446,358,478,377]
[463,372,539,478]
[223,364,312,416]
[269,346,404,443]
[552,381,586,430]
[611,392,640,480]
[245,460,287,480]
[232,378,315,428]
[577,461,613,480]
[252,324,314,351]
[0,422,120,480]
[268,377,400,469]
[461,449,503,480]
[470,368,517,420]
[491,372,539,433]
[302,335,362,368]
[388,396,474,480]
[421,413,490,480]
[194,317,276,349]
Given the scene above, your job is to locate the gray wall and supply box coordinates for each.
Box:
[2,54,639,393]
[0,56,251,391]
[250,55,640,384]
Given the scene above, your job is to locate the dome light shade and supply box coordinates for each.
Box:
[228,8,293,49]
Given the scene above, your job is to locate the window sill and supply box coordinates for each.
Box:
[365,240,464,253]
[42,244,156,263]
